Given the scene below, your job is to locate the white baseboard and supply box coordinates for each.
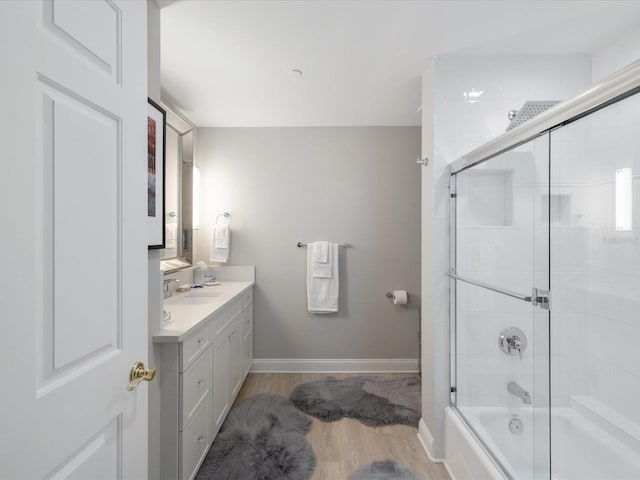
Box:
[418,418,444,464]
[250,358,419,373]
[443,460,457,480]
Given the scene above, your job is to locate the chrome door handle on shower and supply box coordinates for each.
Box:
[447,273,551,311]
[447,273,530,302]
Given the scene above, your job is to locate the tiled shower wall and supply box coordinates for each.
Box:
[434,38,640,432]
[424,54,592,454]
[431,54,591,414]
[550,94,640,429]
[454,139,550,409]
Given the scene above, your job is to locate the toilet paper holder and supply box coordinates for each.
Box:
[386,290,409,305]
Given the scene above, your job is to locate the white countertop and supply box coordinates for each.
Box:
[153,281,254,343]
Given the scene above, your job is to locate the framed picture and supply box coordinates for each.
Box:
[147,98,166,249]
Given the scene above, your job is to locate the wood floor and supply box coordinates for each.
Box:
[234,373,451,480]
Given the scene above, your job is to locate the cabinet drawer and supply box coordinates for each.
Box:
[180,398,210,480]
[180,346,212,430]
[241,288,253,308]
[240,308,252,339]
[180,326,210,372]
[208,297,241,339]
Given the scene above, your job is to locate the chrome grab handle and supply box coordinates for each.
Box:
[447,272,551,310]
[447,272,531,302]
[127,361,156,391]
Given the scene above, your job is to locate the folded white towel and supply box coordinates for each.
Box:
[210,224,230,263]
[307,242,339,313]
[315,241,329,263]
[312,241,332,278]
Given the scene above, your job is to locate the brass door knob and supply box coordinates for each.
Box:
[127,361,156,391]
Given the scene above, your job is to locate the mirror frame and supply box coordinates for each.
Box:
[159,101,195,270]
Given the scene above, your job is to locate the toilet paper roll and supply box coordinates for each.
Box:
[392,290,408,305]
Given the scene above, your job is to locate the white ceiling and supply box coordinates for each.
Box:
[159,0,640,127]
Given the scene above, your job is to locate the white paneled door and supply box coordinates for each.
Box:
[0,1,148,479]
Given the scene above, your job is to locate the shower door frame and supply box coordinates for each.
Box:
[447,59,640,479]
[447,60,640,177]
[448,136,551,479]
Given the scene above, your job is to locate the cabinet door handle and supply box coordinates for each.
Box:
[197,379,205,387]
[197,435,205,443]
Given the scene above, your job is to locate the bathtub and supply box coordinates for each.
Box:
[445,406,640,480]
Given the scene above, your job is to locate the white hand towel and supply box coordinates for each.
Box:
[210,224,230,263]
[312,241,332,278]
[307,242,339,313]
[315,241,329,263]
[214,223,230,248]
[165,222,177,249]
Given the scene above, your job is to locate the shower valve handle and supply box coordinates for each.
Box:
[499,327,527,360]
[507,336,523,359]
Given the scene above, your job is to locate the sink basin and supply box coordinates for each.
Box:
[172,293,221,305]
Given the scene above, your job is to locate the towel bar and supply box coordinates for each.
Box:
[297,242,351,248]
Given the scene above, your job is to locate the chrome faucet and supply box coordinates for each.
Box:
[508,381,532,405]
[163,278,179,299]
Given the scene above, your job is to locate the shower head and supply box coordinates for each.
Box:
[506,101,559,131]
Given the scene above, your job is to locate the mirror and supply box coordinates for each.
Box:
[160,102,195,268]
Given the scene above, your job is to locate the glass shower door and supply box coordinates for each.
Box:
[549,91,640,479]
[452,134,550,480]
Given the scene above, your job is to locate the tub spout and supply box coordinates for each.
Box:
[508,381,532,405]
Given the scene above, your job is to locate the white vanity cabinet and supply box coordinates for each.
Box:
[239,288,254,381]
[212,329,230,435]
[210,292,253,436]
[155,283,254,480]
[179,345,212,480]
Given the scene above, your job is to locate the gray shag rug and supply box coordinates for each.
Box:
[195,393,316,480]
[349,460,421,480]
[290,375,421,427]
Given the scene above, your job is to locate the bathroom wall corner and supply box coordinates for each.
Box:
[421,57,444,457]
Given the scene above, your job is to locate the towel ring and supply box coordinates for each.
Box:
[216,212,231,225]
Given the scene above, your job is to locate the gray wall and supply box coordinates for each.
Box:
[194,127,421,360]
